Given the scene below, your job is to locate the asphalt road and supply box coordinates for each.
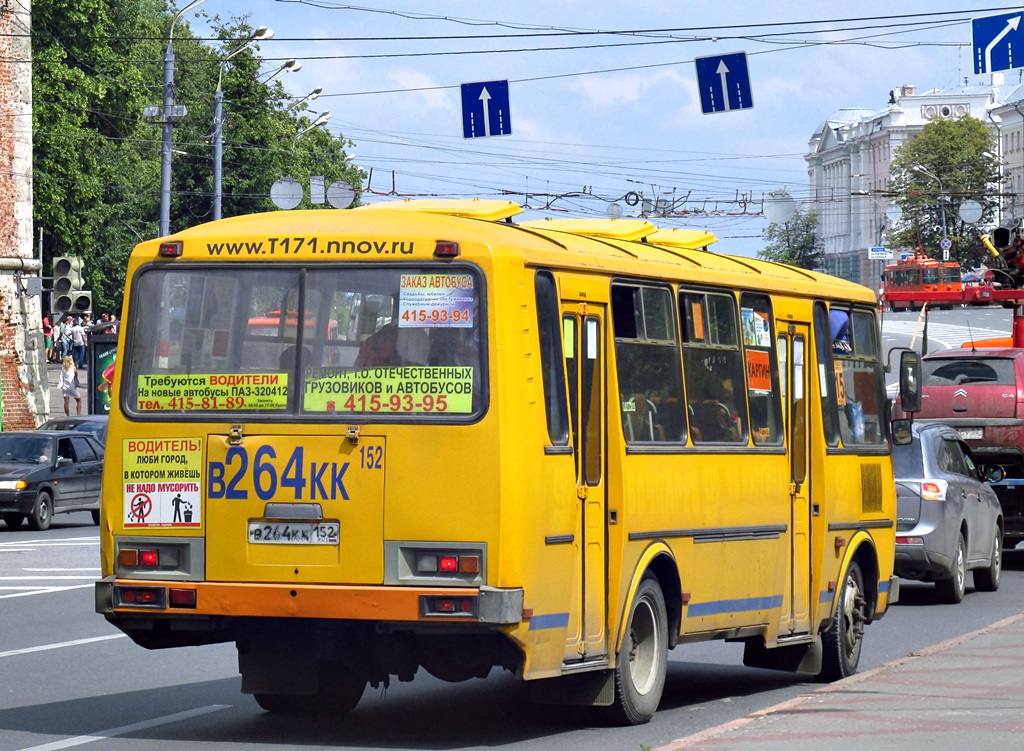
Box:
[3,517,1024,751]
[3,304,1016,750]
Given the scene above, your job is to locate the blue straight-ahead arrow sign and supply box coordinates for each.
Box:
[694,52,753,115]
[461,80,512,138]
[973,12,1024,74]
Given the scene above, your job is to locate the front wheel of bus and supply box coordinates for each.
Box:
[818,561,866,682]
[607,575,668,725]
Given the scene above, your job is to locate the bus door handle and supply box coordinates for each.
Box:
[789,481,801,495]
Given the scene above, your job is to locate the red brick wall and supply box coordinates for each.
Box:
[0,2,42,431]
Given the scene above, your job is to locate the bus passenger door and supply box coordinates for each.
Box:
[779,324,812,635]
[561,304,608,662]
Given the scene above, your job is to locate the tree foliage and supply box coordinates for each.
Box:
[757,205,824,270]
[888,116,1000,268]
[32,1,363,314]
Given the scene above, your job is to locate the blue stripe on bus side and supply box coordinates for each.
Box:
[686,595,783,617]
[528,612,570,630]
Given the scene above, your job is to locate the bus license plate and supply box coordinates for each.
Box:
[247,521,340,545]
[958,428,983,440]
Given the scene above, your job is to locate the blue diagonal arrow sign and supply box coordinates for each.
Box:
[973,12,1024,74]
[694,52,753,115]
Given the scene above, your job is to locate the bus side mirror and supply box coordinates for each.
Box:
[899,350,922,414]
[891,418,913,445]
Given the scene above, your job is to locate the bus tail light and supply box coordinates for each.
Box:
[116,586,165,608]
[421,594,478,618]
[416,552,481,575]
[169,588,197,608]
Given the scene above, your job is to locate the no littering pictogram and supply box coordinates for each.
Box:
[130,493,153,523]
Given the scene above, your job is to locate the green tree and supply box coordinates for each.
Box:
[888,116,1000,268]
[757,205,824,270]
[32,1,363,314]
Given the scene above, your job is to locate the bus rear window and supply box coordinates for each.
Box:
[125,266,485,419]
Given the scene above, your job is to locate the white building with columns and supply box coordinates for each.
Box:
[805,77,1009,286]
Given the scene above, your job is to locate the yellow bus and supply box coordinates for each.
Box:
[96,199,917,725]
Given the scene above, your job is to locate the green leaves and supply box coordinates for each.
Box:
[33,1,364,314]
[758,205,824,270]
[888,117,1000,268]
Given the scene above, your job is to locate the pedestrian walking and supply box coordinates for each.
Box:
[59,355,82,416]
[70,317,86,369]
[57,316,72,361]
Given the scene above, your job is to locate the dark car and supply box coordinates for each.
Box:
[893,422,1003,603]
[0,431,105,530]
[37,415,108,444]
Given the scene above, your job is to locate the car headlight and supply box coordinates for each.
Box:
[0,480,27,490]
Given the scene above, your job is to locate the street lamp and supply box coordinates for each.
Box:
[261,59,301,84]
[296,111,330,137]
[159,0,207,238]
[213,25,275,221]
[913,165,948,243]
[289,86,323,110]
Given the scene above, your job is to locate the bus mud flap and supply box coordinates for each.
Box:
[528,670,615,707]
[743,635,822,674]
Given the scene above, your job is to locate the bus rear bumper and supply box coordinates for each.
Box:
[95,577,523,626]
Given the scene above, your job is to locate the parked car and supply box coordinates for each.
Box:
[892,422,1003,603]
[892,347,1024,549]
[0,431,105,530]
[37,415,108,444]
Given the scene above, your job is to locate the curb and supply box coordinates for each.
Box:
[653,611,1024,750]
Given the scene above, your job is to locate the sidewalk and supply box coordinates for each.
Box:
[45,360,90,417]
[656,613,1024,749]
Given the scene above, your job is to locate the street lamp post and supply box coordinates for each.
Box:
[296,111,330,138]
[914,165,948,243]
[213,25,274,221]
[261,59,302,84]
[159,0,207,238]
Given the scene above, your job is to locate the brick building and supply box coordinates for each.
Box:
[0,1,44,430]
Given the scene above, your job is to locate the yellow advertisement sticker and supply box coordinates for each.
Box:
[303,366,473,413]
[122,438,203,527]
[136,373,288,411]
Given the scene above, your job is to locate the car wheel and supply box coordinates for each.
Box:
[28,491,53,531]
[90,509,100,525]
[818,561,867,682]
[935,533,967,603]
[973,527,1003,592]
[604,575,668,726]
[2,513,26,529]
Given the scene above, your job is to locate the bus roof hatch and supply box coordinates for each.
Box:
[356,198,524,222]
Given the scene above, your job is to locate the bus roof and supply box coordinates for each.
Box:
[154,200,874,305]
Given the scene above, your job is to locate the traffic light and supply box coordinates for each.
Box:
[52,256,91,313]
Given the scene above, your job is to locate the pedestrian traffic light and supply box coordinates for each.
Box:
[52,256,90,313]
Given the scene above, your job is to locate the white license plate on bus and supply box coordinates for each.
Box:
[958,428,983,440]
[247,521,340,545]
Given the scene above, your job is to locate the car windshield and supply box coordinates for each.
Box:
[892,438,925,478]
[0,434,50,463]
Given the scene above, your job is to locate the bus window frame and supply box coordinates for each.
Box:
[119,261,490,425]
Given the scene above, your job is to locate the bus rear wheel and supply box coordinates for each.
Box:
[606,575,668,725]
[818,561,866,682]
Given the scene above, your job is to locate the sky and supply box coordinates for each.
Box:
[186,1,1024,257]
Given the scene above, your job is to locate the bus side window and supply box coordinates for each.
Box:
[740,293,783,445]
[681,290,747,444]
[611,284,684,444]
[535,271,568,445]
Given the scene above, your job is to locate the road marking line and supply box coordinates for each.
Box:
[15,705,230,751]
[0,584,96,599]
[0,634,126,659]
[0,576,98,581]
[25,568,99,572]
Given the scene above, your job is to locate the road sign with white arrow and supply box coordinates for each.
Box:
[973,12,1024,74]
[694,52,753,115]
[461,80,512,138]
